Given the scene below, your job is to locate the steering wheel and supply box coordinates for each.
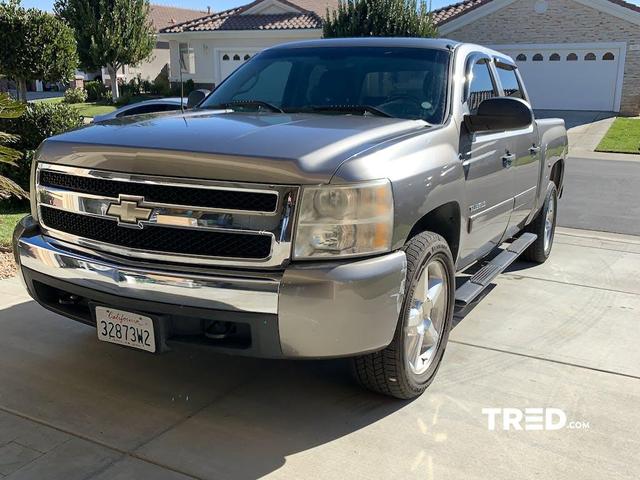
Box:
[378,94,424,117]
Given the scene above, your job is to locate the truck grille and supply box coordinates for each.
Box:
[36,163,299,268]
[40,207,272,259]
[40,170,279,213]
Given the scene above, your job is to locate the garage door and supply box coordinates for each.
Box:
[495,44,625,111]
[219,52,257,82]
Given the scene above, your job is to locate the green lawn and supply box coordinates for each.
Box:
[596,118,640,155]
[0,210,28,249]
[37,96,117,118]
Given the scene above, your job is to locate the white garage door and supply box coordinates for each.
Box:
[495,44,625,111]
[219,51,258,83]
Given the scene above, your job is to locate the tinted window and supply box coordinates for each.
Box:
[496,65,525,100]
[231,61,293,105]
[201,47,451,124]
[468,60,496,112]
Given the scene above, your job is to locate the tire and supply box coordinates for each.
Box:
[522,182,558,264]
[352,231,455,399]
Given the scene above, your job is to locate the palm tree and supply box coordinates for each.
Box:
[0,93,27,199]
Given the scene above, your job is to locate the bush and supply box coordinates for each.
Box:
[0,102,83,190]
[85,80,108,102]
[151,67,171,96]
[63,87,87,104]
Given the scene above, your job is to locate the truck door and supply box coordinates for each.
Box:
[493,62,540,233]
[459,56,514,262]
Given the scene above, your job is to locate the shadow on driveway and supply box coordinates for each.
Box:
[0,300,408,479]
[534,109,615,129]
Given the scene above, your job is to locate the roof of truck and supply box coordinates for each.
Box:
[269,37,461,50]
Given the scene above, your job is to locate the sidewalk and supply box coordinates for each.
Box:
[0,228,639,479]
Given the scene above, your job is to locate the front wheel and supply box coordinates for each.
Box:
[523,182,558,263]
[352,231,455,399]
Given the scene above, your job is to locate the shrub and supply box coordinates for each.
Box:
[85,80,108,102]
[151,67,171,96]
[0,101,83,190]
[141,79,152,93]
[63,87,87,103]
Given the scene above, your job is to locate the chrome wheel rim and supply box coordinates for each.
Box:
[405,259,448,376]
[544,193,556,253]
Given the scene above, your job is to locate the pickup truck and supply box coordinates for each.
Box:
[13,38,567,399]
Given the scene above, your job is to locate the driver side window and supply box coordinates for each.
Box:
[467,60,497,113]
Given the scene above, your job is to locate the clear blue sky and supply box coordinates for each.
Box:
[19,0,640,13]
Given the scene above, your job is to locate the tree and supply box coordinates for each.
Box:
[324,0,437,38]
[55,0,155,100]
[0,1,78,102]
[0,93,27,199]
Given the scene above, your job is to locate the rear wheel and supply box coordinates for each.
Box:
[352,231,455,399]
[523,182,558,263]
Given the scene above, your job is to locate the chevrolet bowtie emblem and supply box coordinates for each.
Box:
[106,196,152,227]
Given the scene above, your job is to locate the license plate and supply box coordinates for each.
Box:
[95,306,156,353]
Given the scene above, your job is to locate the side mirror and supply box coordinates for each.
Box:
[464,97,533,133]
[187,89,210,109]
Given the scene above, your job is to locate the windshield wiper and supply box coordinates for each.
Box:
[306,105,393,118]
[206,100,284,113]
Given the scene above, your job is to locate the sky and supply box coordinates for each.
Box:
[19,0,640,13]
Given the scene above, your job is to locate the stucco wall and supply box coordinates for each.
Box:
[167,32,322,87]
[444,0,640,114]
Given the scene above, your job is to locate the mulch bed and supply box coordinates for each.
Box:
[0,250,16,279]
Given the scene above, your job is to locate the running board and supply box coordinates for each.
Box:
[455,233,537,308]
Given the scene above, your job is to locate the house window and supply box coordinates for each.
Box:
[179,42,195,74]
[222,54,230,61]
[567,53,578,61]
[549,53,560,61]
[603,52,615,61]
[533,53,544,61]
[233,54,241,61]
[516,54,527,62]
[585,52,596,61]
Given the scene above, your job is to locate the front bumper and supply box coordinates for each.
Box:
[14,216,406,359]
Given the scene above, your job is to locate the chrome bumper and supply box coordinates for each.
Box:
[14,216,407,358]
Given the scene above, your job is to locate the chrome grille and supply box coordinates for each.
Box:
[36,163,299,268]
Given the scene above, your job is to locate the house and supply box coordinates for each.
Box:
[434,0,640,115]
[102,4,207,85]
[158,0,338,89]
[159,0,640,115]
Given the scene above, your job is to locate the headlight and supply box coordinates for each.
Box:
[294,180,394,259]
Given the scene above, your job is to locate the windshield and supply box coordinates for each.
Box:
[200,46,450,124]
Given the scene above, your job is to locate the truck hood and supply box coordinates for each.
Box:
[40,110,428,184]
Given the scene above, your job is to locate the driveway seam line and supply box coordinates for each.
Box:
[501,273,640,297]
[450,340,640,380]
[0,405,203,480]
[555,240,640,255]
[556,232,640,246]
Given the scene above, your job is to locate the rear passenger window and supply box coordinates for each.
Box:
[467,60,497,113]
[495,65,525,101]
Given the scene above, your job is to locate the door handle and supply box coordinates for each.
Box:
[529,145,541,155]
[502,153,515,169]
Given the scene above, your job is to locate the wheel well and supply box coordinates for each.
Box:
[407,202,461,260]
[550,159,564,191]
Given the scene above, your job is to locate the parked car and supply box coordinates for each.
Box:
[14,39,567,399]
[92,90,210,122]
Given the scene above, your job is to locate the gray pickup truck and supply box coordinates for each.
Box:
[13,38,567,399]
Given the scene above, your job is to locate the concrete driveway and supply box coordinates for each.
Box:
[0,227,639,479]
[535,110,616,156]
